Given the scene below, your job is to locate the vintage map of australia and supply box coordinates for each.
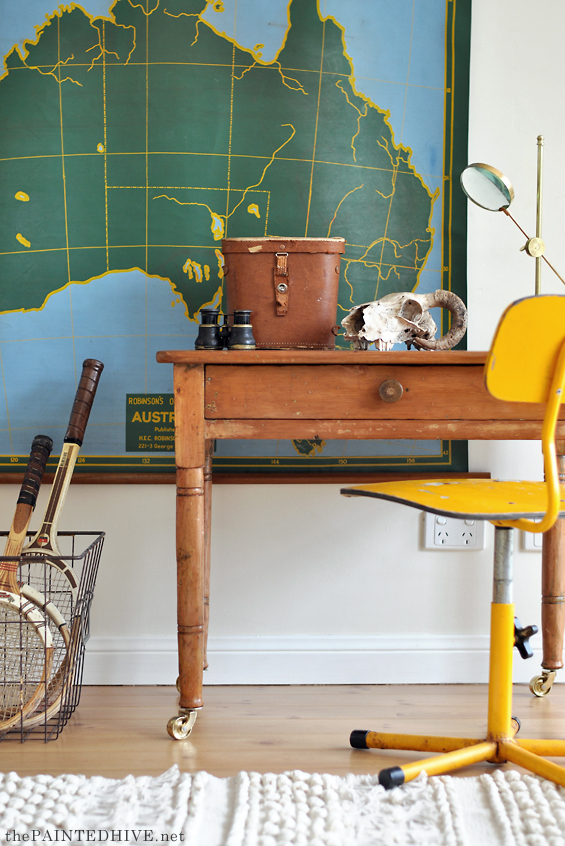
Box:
[0,0,469,473]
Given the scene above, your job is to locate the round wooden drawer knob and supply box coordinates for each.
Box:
[379,379,403,403]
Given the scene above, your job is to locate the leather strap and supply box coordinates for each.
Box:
[274,253,289,316]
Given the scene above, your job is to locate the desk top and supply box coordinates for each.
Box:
[156,349,488,366]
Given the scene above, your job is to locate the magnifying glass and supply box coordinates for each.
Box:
[460,163,514,211]
[460,141,564,293]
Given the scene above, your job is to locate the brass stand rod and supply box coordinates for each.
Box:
[501,208,565,287]
[501,207,530,239]
[536,135,544,296]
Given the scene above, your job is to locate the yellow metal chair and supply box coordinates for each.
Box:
[342,294,565,789]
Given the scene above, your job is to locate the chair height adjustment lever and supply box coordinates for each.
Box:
[514,616,539,659]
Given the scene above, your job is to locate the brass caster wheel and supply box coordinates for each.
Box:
[511,716,521,735]
[167,710,197,740]
[529,670,557,697]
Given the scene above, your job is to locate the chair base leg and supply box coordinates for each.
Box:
[351,730,565,789]
[501,741,565,787]
[352,730,483,753]
[377,741,498,788]
[352,532,565,789]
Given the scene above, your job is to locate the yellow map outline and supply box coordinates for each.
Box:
[0,0,439,324]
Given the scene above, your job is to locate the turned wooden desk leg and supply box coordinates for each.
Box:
[167,364,206,738]
[203,439,213,671]
[535,446,565,696]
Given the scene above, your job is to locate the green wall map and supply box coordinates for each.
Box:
[0,0,470,474]
[1,0,435,314]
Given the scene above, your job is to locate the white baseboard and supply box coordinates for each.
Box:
[82,634,554,686]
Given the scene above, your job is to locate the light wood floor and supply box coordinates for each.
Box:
[1,684,565,779]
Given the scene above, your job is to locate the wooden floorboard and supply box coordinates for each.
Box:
[1,684,565,779]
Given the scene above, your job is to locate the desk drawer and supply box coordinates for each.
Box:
[204,364,543,420]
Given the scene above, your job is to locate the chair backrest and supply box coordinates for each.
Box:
[485,294,565,533]
[486,295,565,403]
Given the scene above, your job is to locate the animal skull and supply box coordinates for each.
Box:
[341,289,467,351]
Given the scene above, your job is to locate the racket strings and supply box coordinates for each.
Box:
[20,558,75,678]
[16,556,82,729]
[39,627,76,712]
[21,558,76,615]
[20,558,76,633]
[0,604,48,722]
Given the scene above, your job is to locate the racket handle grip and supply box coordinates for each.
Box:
[65,359,105,446]
[17,435,54,507]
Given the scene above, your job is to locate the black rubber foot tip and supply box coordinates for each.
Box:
[350,730,369,749]
[379,767,405,790]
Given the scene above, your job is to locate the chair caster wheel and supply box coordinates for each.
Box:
[529,670,557,697]
[511,716,521,735]
[167,710,197,739]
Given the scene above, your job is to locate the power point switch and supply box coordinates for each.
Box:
[423,512,486,550]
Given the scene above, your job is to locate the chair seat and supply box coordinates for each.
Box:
[341,478,565,521]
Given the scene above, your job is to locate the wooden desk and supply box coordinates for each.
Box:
[156,349,565,730]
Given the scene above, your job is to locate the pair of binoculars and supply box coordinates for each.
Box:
[195,308,256,350]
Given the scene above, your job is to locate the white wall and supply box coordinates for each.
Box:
[466,0,565,488]
[5,0,565,686]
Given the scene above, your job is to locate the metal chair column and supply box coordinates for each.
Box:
[487,527,515,746]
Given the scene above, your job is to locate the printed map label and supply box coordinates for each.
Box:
[126,394,175,452]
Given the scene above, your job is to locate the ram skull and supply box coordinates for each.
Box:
[341,289,467,351]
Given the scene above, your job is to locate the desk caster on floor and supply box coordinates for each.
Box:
[529,670,557,697]
[167,709,197,739]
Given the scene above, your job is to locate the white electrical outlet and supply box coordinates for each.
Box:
[523,524,543,551]
[423,512,486,550]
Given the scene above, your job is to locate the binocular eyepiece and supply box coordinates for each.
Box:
[195,308,256,350]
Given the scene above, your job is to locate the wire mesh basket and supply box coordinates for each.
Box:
[0,531,105,742]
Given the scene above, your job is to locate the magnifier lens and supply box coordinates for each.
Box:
[460,164,514,211]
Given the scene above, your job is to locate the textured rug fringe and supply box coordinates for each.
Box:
[2,766,565,845]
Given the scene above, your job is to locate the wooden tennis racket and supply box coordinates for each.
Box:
[0,435,55,731]
[19,597,76,731]
[21,359,104,627]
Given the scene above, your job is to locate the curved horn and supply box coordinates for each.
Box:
[412,290,467,351]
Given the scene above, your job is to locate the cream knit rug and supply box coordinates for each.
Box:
[2,765,565,845]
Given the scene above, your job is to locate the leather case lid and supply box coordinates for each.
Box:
[221,237,346,254]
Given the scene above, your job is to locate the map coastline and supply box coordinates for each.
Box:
[0,0,470,475]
